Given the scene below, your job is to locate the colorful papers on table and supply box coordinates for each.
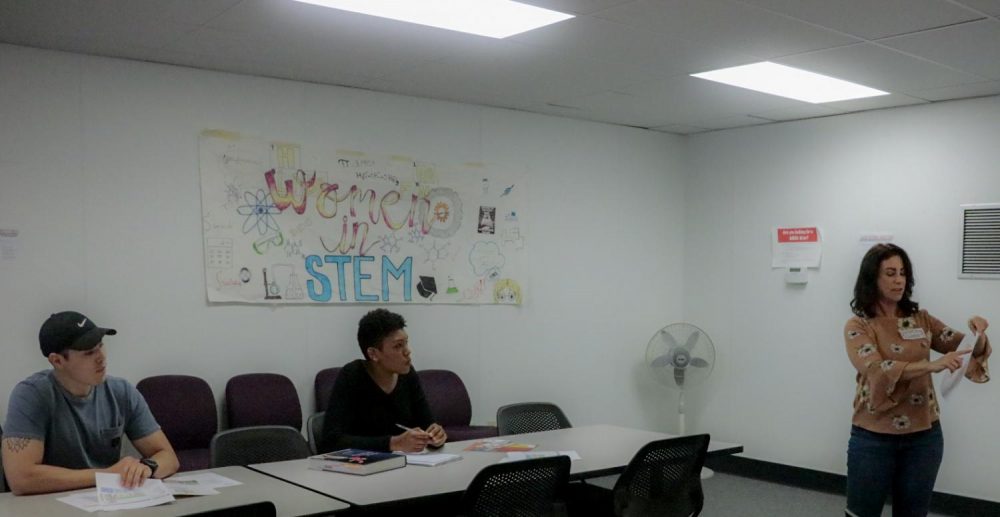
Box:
[499,450,582,463]
[464,438,537,452]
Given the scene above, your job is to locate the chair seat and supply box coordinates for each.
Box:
[176,448,211,472]
[445,425,498,442]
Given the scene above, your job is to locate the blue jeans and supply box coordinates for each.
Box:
[846,421,943,517]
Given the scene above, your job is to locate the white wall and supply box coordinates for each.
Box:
[0,45,688,434]
[685,96,1000,502]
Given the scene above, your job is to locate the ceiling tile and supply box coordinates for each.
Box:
[168,24,438,81]
[739,0,983,40]
[509,16,755,75]
[380,39,671,106]
[822,92,928,112]
[880,19,1000,80]
[366,78,535,112]
[748,104,845,121]
[776,43,985,93]
[567,74,812,128]
[595,0,860,59]
[954,0,1000,17]
[0,0,193,52]
[907,81,1000,101]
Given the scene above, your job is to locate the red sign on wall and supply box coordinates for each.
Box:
[777,227,818,243]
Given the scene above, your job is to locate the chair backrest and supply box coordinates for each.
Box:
[612,434,710,517]
[136,375,218,451]
[313,367,341,413]
[418,369,472,427]
[225,373,302,431]
[460,455,570,517]
[306,412,325,455]
[180,501,276,517]
[496,402,572,435]
[209,426,311,468]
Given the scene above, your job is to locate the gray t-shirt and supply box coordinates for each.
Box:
[3,370,160,469]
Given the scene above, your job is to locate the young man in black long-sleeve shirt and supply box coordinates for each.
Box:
[319,308,447,453]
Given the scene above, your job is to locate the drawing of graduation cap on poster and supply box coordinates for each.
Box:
[417,276,438,300]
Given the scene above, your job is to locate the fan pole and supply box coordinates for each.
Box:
[677,390,686,436]
[679,390,714,480]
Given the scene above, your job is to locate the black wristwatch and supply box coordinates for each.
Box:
[139,457,159,476]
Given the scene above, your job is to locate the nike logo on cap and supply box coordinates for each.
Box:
[78,318,88,327]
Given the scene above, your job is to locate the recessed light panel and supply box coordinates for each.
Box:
[692,62,889,103]
[293,0,574,39]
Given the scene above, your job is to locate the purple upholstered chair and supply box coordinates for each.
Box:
[417,369,497,442]
[136,375,217,472]
[313,367,342,413]
[225,373,302,431]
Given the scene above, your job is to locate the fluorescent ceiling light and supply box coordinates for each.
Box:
[293,0,574,39]
[691,62,889,103]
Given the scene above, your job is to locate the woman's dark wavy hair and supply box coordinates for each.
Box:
[357,308,406,359]
[851,243,919,318]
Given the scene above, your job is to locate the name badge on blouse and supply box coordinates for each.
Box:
[900,328,926,340]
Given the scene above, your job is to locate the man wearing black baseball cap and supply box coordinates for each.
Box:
[2,311,179,495]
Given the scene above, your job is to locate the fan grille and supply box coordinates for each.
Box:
[645,323,715,390]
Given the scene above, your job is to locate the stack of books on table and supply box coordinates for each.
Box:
[308,449,406,475]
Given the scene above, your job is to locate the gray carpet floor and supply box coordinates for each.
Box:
[701,472,949,516]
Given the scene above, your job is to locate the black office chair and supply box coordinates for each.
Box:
[306,412,325,455]
[180,501,276,517]
[209,425,311,468]
[612,434,711,517]
[459,455,571,517]
[496,402,572,435]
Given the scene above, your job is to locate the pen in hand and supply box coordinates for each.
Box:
[394,423,432,453]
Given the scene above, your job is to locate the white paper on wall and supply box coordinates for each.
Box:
[771,226,822,268]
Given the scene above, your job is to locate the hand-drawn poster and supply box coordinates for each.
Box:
[199,130,527,305]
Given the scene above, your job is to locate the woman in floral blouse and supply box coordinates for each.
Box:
[844,243,990,517]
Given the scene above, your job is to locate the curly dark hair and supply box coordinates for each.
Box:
[357,308,406,359]
[850,243,919,318]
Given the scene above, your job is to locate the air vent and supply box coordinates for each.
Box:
[959,203,1000,279]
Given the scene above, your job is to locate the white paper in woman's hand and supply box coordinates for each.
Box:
[940,333,978,399]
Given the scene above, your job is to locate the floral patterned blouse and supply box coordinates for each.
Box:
[844,309,991,434]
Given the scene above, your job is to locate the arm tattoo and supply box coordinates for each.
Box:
[3,437,33,454]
